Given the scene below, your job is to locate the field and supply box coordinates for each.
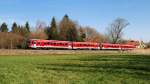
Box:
[0,50,150,84]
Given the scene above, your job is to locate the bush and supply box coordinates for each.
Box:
[0,32,24,49]
[145,42,150,48]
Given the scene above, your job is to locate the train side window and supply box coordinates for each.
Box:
[38,42,40,45]
[32,41,34,44]
[47,42,49,45]
[48,42,50,45]
[62,43,64,46]
[44,42,46,45]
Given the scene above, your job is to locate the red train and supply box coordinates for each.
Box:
[28,39,136,50]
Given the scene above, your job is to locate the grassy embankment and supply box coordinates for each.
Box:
[0,51,150,84]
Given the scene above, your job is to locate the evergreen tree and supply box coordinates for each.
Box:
[12,22,19,33]
[78,27,86,41]
[12,24,30,49]
[25,22,30,32]
[18,25,29,49]
[19,26,29,37]
[48,17,58,40]
[67,26,78,41]
[0,22,8,32]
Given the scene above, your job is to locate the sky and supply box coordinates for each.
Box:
[0,0,150,42]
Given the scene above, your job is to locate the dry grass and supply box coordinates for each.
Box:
[0,49,149,56]
[0,49,122,56]
[131,49,150,55]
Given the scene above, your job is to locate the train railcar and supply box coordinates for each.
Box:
[28,39,136,50]
[120,44,136,50]
[72,42,100,50]
[101,43,121,50]
[29,39,72,49]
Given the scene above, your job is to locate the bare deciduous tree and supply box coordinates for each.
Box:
[0,32,24,49]
[106,18,129,43]
[146,42,150,48]
[59,15,79,41]
[84,27,104,42]
[29,21,48,39]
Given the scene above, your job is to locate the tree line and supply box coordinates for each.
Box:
[0,14,130,49]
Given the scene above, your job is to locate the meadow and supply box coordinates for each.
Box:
[0,53,150,84]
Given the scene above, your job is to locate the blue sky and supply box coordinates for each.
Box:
[0,0,150,42]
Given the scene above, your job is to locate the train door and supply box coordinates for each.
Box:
[98,43,101,50]
[68,42,72,49]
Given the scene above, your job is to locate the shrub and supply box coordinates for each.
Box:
[0,32,24,49]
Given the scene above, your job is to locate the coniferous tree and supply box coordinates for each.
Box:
[17,24,29,49]
[48,17,58,40]
[12,22,19,33]
[78,27,86,41]
[67,26,78,41]
[15,24,30,49]
[19,26,29,37]
[0,22,8,32]
[25,22,30,32]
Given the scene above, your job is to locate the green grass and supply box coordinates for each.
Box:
[0,54,150,84]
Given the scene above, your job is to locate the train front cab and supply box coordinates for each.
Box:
[28,39,38,49]
[28,39,72,49]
